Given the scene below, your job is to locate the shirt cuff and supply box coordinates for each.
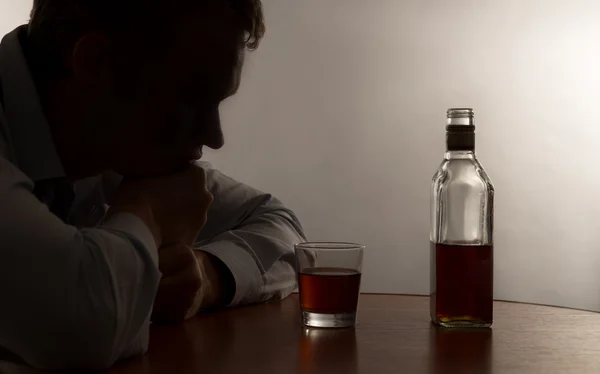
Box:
[102,213,159,266]
[195,241,263,306]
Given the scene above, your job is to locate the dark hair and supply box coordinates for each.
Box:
[27,0,265,75]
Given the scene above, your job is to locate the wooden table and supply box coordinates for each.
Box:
[3,294,600,373]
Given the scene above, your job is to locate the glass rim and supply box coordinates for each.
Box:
[295,241,365,251]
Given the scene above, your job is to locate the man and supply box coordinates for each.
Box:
[0,0,305,370]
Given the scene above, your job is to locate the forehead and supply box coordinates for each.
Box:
[158,2,244,68]
[141,1,245,95]
[161,1,245,48]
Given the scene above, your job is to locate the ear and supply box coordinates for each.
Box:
[70,33,112,85]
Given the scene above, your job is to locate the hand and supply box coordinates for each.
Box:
[152,245,229,324]
[109,164,213,247]
[152,244,201,324]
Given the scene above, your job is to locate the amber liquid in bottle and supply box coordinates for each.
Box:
[430,242,493,326]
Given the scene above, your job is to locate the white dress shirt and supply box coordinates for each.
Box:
[0,26,305,371]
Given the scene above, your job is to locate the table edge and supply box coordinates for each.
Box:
[357,292,600,314]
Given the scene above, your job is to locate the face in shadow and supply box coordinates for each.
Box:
[64,1,248,178]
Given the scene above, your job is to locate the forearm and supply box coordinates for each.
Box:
[195,210,304,307]
[106,179,163,248]
[0,156,163,369]
[192,251,236,311]
[1,222,160,370]
[192,163,306,307]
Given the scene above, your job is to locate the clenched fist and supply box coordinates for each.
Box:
[109,164,213,248]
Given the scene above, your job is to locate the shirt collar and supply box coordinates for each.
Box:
[0,25,65,182]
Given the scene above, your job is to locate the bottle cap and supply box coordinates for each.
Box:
[447,108,474,126]
[446,108,475,151]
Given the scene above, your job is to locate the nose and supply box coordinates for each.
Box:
[202,108,225,150]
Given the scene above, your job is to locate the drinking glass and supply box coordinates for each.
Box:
[295,242,364,328]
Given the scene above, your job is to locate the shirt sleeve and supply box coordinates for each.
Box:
[0,156,161,371]
[194,163,307,306]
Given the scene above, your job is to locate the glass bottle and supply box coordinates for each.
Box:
[430,108,494,328]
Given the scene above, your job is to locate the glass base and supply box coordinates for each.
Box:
[432,319,492,328]
[302,310,356,328]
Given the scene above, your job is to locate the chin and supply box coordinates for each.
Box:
[114,160,180,178]
[184,147,204,161]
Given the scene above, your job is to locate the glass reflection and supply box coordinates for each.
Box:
[430,327,492,374]
[299,327,358,374]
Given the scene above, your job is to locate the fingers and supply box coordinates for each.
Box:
[154,269,202,320]
[153,268,203,324]
[192,166,213,225]
[153,286,197,325]
[158,244,197,276]
[159,260,203,292]
[152,245,204,325]
[175,166,213,244]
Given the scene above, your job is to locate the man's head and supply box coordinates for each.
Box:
[27,0,264,177]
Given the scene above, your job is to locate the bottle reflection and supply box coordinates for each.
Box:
[299,327,358,374]
[430,327,492,374]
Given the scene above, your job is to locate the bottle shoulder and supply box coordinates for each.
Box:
[432,158,494,190]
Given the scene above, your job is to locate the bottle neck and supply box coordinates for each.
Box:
[444,150,476,160]
[446,126,475,152]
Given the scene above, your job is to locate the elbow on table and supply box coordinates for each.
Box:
[27,339,117,371]
[25,318,120,371]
